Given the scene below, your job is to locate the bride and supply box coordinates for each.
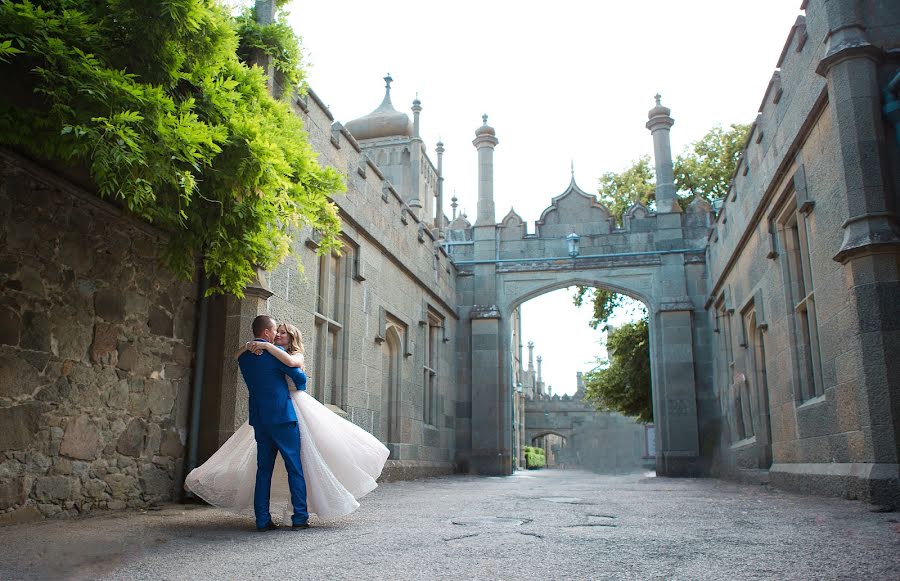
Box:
[184,323,390,522]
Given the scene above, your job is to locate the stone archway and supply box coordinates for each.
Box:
[450,174,714,477]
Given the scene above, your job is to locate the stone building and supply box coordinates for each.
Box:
[1,0,898,523]
[703,0,900,504]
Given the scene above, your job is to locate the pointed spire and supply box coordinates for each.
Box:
[381,73,394,108]
[654,93,662,106]
[451,191,458,219]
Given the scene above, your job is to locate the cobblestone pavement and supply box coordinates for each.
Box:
[1,469,898,580]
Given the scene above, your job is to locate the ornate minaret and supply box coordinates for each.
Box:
[411,94,422,138]
[435,140,445,234]
[536,355,544,396]
[646,95,681,214]
[473,114,498,226]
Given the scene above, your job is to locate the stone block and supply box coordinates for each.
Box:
[117,418,147,457]
[0,353,43,399]
[148,306,173,337]
[0,477,26,510]
[159,429,184,458]
[146,379,176,416]
[33,475,80,501]
[140,464,172,498]
[0,306,20,346]
[94,289,126,322]
[117,342,137,371]
[103,473,138,498]
[59,415,100,461]
[0,402,43,451]
[106,378,129,409]
[90,322,119,366]
[19,310,51,352]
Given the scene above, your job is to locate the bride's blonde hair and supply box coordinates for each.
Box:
[279,323,305,355]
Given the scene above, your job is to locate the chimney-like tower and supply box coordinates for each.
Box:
[436,140,445,234]
[646,94,681,214]
[412,94,422,138]
[473,114,499,226]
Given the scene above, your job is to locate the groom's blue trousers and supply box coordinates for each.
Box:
[254,421,308,528]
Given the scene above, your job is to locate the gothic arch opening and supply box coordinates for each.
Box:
[511,282,655,475]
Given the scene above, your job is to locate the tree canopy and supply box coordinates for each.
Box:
[597,154,655,222]
[0,0,344,296]
[583,319,653,423]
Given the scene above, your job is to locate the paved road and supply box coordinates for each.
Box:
[0,469,898,580]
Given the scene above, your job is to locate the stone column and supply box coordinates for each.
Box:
[467,115,509,475]
[651,304,702,476]
[646,95,682,216]
[473,115,498,227]
[252,1,277,95]
[435,140,445,235]
[813,0,900,505]
[215,267,273,445]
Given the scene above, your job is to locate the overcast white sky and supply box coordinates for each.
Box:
[282,1,804,395]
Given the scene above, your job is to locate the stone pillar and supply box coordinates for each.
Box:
[215,267,273,445]
[436,140,445,235]
[412,96,422,138]
[809,0,900,505]
[473,115,498,227]
[468,306,511,475]
[467,115,509,475]
[646,95,682,216]
[527,340,534,373]
[252,1,277,94]
[651,304,702,476]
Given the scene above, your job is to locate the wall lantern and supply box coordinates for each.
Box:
[566,232,580,257]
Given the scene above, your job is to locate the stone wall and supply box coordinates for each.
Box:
[0,150,197,523]
[705,0,900,505]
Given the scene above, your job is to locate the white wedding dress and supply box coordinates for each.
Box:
[184,389,390,522]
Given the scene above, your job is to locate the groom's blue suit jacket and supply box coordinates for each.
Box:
[237,341,307,427]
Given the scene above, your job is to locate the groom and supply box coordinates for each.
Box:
[238,314,309,531]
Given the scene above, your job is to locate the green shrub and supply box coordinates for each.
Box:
[524,446,545,470]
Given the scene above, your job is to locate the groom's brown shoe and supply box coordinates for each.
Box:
[290,522,310,530]
[256,521,278,532]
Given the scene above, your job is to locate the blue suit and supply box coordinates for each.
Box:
[238,341,308,528]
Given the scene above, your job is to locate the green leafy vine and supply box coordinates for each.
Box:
[0,0,344,296]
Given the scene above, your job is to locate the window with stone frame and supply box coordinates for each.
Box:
[423,310,442,426]
[715,297,739,441]
[776,197,823,401]
[744,306,770,442]
[313,240,351,407]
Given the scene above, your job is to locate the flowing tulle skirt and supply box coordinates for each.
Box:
[184,390,390,522]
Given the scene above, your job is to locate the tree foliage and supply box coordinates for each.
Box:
[674,123,750,202]
[597,154,655,223]
[583,319,652,423]
[572,287,624,330]
[0,0,344,296]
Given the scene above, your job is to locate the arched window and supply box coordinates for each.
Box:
[381,326,402,445]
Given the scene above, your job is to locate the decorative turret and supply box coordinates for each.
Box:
[412,94,422,138]
[473,114,499,226]
[436,139,445,233]
[345,74,412,141]
[646,94,681,214]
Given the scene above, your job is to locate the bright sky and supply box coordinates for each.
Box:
[281,0,804,394]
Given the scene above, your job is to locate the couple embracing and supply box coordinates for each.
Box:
[185,315,390,530]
